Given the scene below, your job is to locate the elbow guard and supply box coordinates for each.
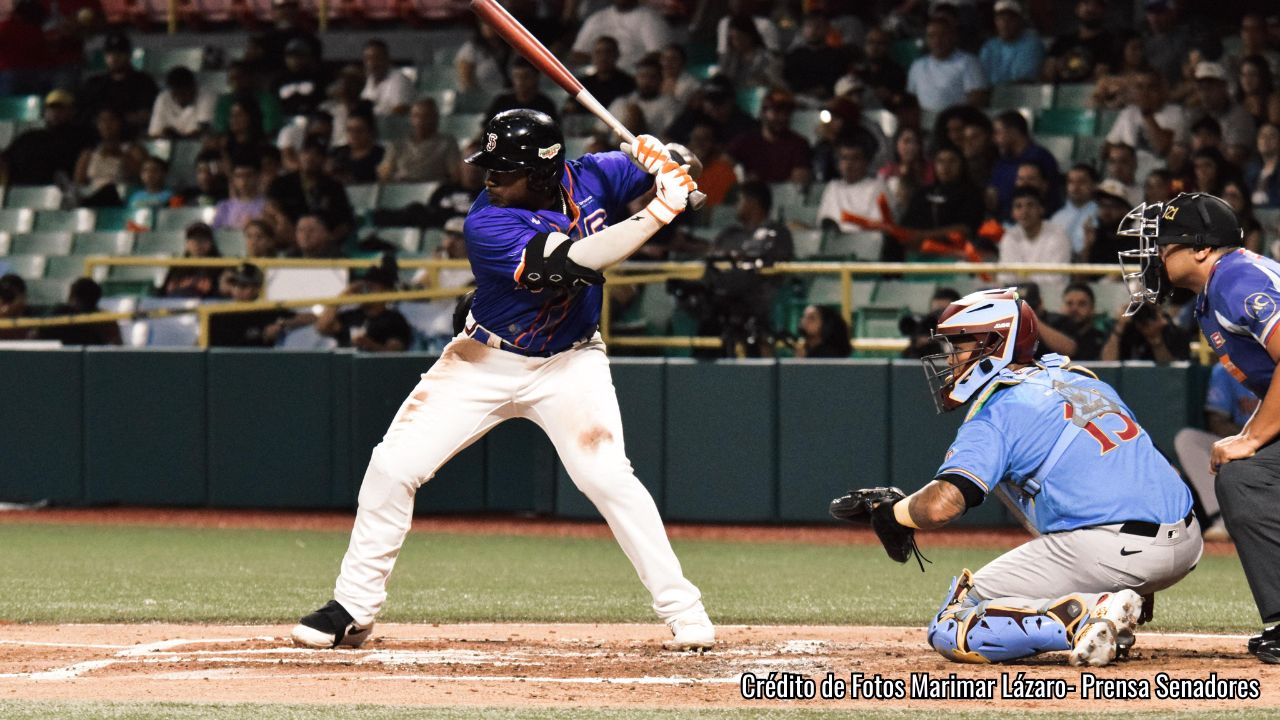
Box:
[938,473,986,509]
[516,232,606,290]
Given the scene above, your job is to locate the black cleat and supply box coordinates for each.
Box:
[1249,625,1280,656]
[290,600,373,649]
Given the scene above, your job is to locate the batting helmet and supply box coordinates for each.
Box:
[922,288,1039,413]
[465,109,565,194]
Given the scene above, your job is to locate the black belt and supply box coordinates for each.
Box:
[1118,511,1195,537]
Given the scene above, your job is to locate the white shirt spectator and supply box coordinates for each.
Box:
[456,40,507,91]
[148,89,215,138]
[361,69,416,116]
[572,4,673,71]
[1105,103,1190,156]
[817,176,890,233]
[998,220,1072,301]
[906,50,987,112]
[716,16,782,55]
[608,91,680,137]
[1049,199,1098,255]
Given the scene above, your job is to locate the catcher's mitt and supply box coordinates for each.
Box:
[829,487,930,571]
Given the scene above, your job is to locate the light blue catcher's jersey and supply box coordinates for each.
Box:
[936,354,1191,534]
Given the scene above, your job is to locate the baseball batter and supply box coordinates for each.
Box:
[1119,191,1280,663]
[831,289,1202,666]
[291,109,714,651]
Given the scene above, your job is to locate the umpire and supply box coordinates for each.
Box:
[1119,191,1280,663]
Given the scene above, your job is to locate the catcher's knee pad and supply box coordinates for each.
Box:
[928,581,1086,664]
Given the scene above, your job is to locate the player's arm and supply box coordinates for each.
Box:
[892,476,980,530]
[1213,329,1280,471]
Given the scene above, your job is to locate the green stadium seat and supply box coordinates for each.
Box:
[792,229,822,259]
[45,255,90,279]
[1073,135,1104,165]
[214,230,246,256]
[706,203,737,230]
[1092,280,1133,315]
[851,279,874,309]
[991,84,1054,111]
[779,203,819,226]
[23,277,71,306]
[1097,109,1120,136]
[769,183,806,221]
[169,140,202,187]
[140,139,172,161]
[737,87,766,115]
[873,279,937,313]
[4,185,63,210]
[564,136,592,160]
[687,62,715,81]
[0,233,9,255]
[378,182,440,209]
[1035,108,1097,137]
[0,96,41,122]
[857,306,907,338]
[154,207,216,231]
[1053,83,1095,110]
[143,48,204,74]
[11,232,73,256]
[107,259,167,286]
[372,227,422,254]
[418,70,457,92]
[0,120,15,149]
[134,231,186,255]
[791,109,822,143]
[377,115,412,142]
[806,275,846,305]
[1041,136,1075,169]
[346,184,379,213]
[638,283,676,334]
[0,254,46,277]
[0,208,35,233]
[820,231,883,261]
[34,209,96,232]
[73,231,133,255]
[863,109,898,140]
[197,71,229,96]
[890,38,924,68]
[421,228,444,255]
[440,113,484,141]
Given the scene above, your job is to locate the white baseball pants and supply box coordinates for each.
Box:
[332,335,705,627]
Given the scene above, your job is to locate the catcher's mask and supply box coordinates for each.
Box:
[922,288,1039,413]
[1117,191,1242,316]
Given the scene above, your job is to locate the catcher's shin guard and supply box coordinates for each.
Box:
[927,574,1087,663]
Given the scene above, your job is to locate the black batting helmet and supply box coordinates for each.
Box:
[465,109,565,194]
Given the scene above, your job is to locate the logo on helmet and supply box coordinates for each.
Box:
[1163,205,1180,221]
[485,133,498,152]
[538,143,561,159]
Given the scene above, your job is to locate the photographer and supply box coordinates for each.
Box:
[1044,282,1107,361]
[900,287,961,358]
[1100,300,1190,365]
[315,258,412,352]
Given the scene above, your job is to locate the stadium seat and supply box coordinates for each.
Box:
[418,69,457,93]
[706,203,737,230]
[0,120,15,150]
[857,306,907,338]
[214,230,246,256]
[143,48,205,75]
[197,70,230,95]
[638,283,676,334]
[99,296,139,315]
[873,279,937,313]
[440,112,484,141]
[373,227,422,253]
[792,229,822,259]
[279,324,338,349]
[45,255,91,279]
[378,182,440,209]
[140,139,172,161]
[155,206,216,231]
[0,208,35,233]
[145,315,201,347]
[737,87,766,115]
[564,136,592,161]
[779,203,818,226]
[0,233,9,255]
[346,184,380,213]
[4,185,62,210]
[1035,108,1097,137]
[1041,136,1075,170]
[791,109,822,142]
[169,140,202,187]
[991,84,1054,112]
[1097,109,1120,136]
[0,254,46,277]
[863,109,898,140]
[34,209,96,232]
[769,183,806,220]
[421,227,444,255]
[851,279,874,309]
[806,275,846,305]
[0,96,41,122]
[1053,83,1095,110]
[107,259,167,286]
[134,231,187,255]
[821,231,883,261]
[890,38,924,68]
[24,277,70,306]
[1092,280,1133,314]
[11,232,73,256]
[74,231,133,256]
[1073,134,1104,165]
[378,115,412,142]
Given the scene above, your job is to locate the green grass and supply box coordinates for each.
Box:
[0,523,1259,632]
[0,704,1275,720]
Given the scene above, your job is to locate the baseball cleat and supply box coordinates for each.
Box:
[291,600,373,649]
[1248,625,1280,655]
[663,609,715,652]
[1069,590,1143,667]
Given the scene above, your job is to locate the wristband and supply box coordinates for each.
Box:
[892,498,920,529]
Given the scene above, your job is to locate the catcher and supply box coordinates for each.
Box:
[831,288,1202,667]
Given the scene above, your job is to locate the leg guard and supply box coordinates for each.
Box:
[927,570,1089,664]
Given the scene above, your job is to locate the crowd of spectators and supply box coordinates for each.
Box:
[0,0,1278,357]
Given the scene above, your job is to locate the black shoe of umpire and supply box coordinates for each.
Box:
[290,599,373,649]
[1258,640,1280,664]
[1248,625,1280,655]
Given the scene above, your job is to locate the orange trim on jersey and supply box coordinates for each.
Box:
[1218,353,1249,384]
[513,300,555,349]
[513,250,527,284]
[562,162,581,234]
[940,467,989,492]
[536,294,576,352]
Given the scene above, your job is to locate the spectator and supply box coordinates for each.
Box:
[1093,30,1151,110]
[898,145,985,262]
[258,0,322,73]
[1102,143,1143,204]
[811,95,885,184]
[784,11,849,102]
[1105,68,1188,160]
[320,65,367,148]
[1144,167,1175,203]
[0,0,52,97]
[1051,163,1099,258]
[1084,179,1136,264]
[1141,0,1190,87]
[990,110,1061,221]
[877,125,933,220]
[997,188,1071,300]
[717,16,783,92]
[37,278,122,346]
[1248,122,1280,207]
[77,32,157,137]
[378,99,461,184]
[960,112,997,192]
[487,58,560,127]
[277,109,333,173]
[1220,179,1264,254]
[1227,14,1280,81]
[212,153,266,230]
[608,56,680,138]
[1101,301,1189,364]
[1189,61,1256,165]
[712,0,780,55]
[726,90,811,185]
[1190,115,1223,155]
[126,156,174,211]
[571,0,672,72]
[267,138,355,242]
[659,45,699,108]
[287,214,343,258]
[74,108,143,207]
[328,110,384,185]
[360,39,414,117]
[161,222,223,298]
[1043,0,1115,83]
[243,218,277,258]
[1044,282,1106,360]
[1236,55,1275,126]
[665,77,757,147]
[0,273,33,340]
[685,121,735,207]
[316,264,411,351]
[456,19,509,94]
[222,97,269,170]
[712,180,793,262]
[584,37,637,113]
[979,0,1043,86]
[1014,162,1057,213]
[410,216,475,352]
[794,304,851,358]
[817,139,890,236]
[852,26,907,110]
[932,105,979,154]
[907,15,988,113]
[176,149,228,207]
[0,89,94,186]
[260,145,282,194]
[1191,146,1236,196]
[274,38,326,118]
[209,263,310,347]
[148,66,214,140]
[215,61,284,137]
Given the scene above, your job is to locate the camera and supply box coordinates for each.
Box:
[667,252,792,358]
[900,307,946,359]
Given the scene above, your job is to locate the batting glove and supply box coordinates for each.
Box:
[645,161,697,225]
[621,134,672,176]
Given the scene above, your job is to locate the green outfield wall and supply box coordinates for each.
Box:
[0,350,1204,525]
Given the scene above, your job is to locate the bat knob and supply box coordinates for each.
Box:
[667,145,706,212]
[688,190,708,211]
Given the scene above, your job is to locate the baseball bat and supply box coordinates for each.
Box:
[470,0,706,210]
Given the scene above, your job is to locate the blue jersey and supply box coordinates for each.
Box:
[1206,362,1258,427]
[937,355,1192,534]
[1196,248,1280,398]
[464,151,651,354]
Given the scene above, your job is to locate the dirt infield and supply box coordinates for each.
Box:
[0,623,1276,711]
